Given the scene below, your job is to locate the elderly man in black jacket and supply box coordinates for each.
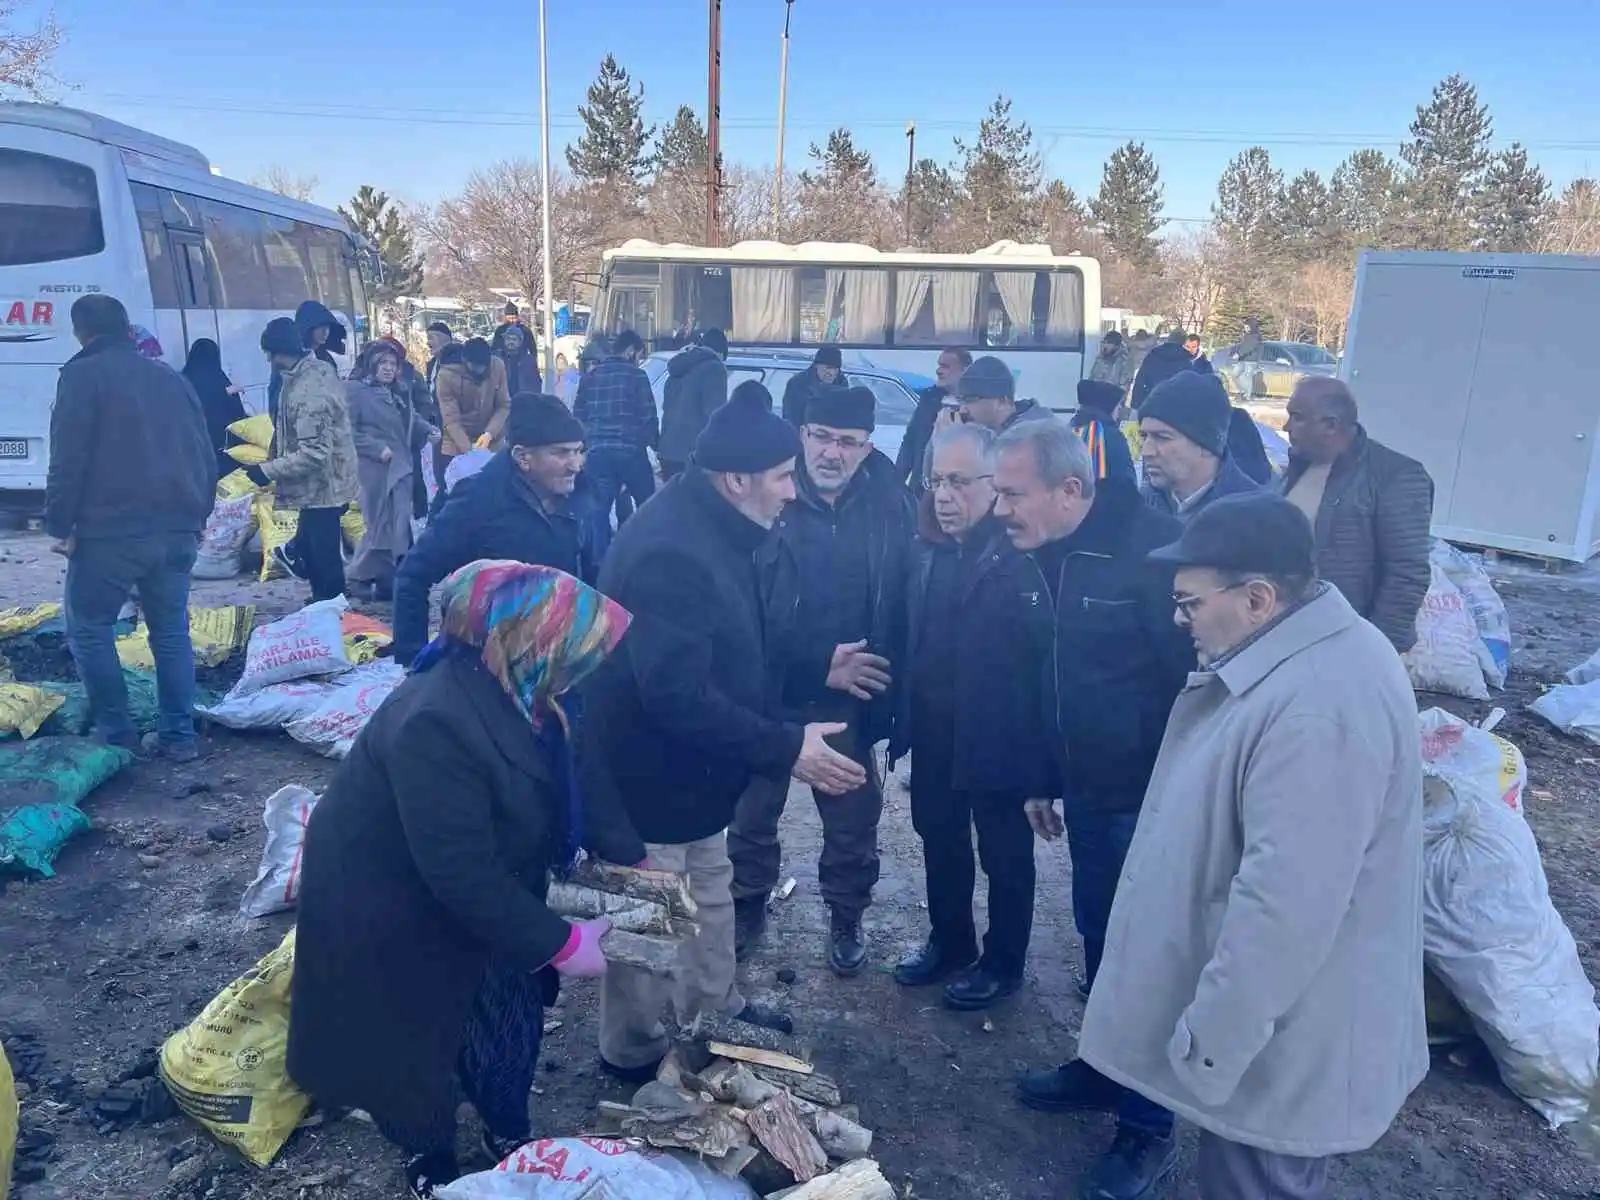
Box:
[657,328,729,479]
[890,422,1052,1011]
[1282,376,1434,652]
[585,388,867,1081]
[730,385,917,976]
[47,295,214,761]
[780,346,847,425]
[993,416,1196,1200]
[392,395,593,664]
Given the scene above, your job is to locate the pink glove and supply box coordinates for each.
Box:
[550,917,611,978]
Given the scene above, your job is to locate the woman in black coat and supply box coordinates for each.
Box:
[182,338,246,479]
[287,560,643,1198]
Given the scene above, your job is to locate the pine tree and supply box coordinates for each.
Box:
[338,186,423,303]
[566,54,654,186]
[1089,141,1164,267]
[1040,180,1090,252]
[795,129,890,243]
[1398,74,1493,250]
[904,158,960,249]
[650,105,708,177]
[1329,150,1400,250]
[1477,143,1550,252]
[953,96,1043,246]
[1278,169,1335,265]
[1213,147,1285,256]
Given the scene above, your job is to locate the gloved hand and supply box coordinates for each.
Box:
[550,917,611,978]
[473,432,493,450]
[243,464,272,488]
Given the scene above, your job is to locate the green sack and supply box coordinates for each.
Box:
[0,802,92,877]
[0,737,135,809]
[39,670,219,739]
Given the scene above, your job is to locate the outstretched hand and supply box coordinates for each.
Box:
[826,640,892,701]
[793,722,868,795]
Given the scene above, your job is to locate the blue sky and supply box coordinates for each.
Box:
[42,0,1600,232]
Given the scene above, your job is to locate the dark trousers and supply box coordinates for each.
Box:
[910,780,1035,978]
[372,963,543,1157]
[729,718,883,918]
[292,505,347,602]
[1064,802,1174,1138]
[1197,1132,1331,1199]
[585,446,656,527]
[64,532,199,748]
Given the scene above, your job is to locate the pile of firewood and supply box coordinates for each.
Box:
[547,859,700,978]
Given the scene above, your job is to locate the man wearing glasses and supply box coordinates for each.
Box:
[1079,493,1425,1199]
[992,416,1194,1200]
[730,385,916,976]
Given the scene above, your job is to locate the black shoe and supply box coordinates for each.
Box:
[943,966,1022,1011]
[598,1055,663,1085]
[1080,1128,1177,1200]
[480,1127,528,1165]
[405,1151,459,1199]
[272,544,306,581]
[734,896,768,962]
[734,1002,795,1037]
[1017,1059,1121,1113]
[893,936,977,987]
[828,909,866,977]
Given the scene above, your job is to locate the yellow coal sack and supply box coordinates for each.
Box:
[0,684,66,740]
[216,469,260,501]
[255,495,300,582]
[227,414,274,451]
[158,929,308,1166]
[117,606,257,671]
[1,1038,16,1200]
[339,504,365,549]
[0,604,61,640]
[226,444,269,466]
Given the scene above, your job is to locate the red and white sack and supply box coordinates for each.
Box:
[284,663,406,759]
[193,494,256,580]
[198,679,342,730]
[1404,562,1489,700]
[239,785,318,918]
[437,1138,755,1200]
[231,598,353,697]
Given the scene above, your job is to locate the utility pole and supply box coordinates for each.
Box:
[705,0,723,246]
[904,121,916,245]
[772,0,795,239]
[537,0,555,366]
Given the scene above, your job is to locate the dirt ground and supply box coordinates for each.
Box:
[2,530,1600,1200]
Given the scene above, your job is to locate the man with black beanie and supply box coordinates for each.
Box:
[391,393,593,663]
[585,387,868,1081]
[1139,373,1261,523]
[1070,380,1137,485]
[730,384,917,975]
[658,327,730,479]
[780,345,848,426]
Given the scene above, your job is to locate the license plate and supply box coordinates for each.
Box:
[0,439,27,460]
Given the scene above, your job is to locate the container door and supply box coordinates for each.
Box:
[165,229,219,356]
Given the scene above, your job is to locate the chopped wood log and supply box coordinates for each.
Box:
[746,1091,828,1184]
[747,1064,840,1106]
[812,1110,872,1161]
[709,1043,814,1075]
[600,928,680,977]
[547,882,698,937]
[766,1159,895,1200]
[654,1047,687,1089]
[711,1144,760,1177]
[698,1061,784,1109]
[593,1089,750,1159]
[569,859,697,920]
[689,1010,811,1061]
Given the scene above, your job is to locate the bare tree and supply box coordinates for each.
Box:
[1,1,62,98]
[249,166,321,203]
[1155,229,1229,336]
[1294,260,1355,350]
[1541,179,1600,255]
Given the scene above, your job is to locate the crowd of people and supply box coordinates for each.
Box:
[42,293,1439,1200]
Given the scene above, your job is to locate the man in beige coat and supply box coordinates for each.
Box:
[1078,492,1427,1199]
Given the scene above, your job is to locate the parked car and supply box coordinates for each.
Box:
[643,350,930,465]
[1213,340,1338,403]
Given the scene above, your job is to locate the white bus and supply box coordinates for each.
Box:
[0,103,369,495]
[591,238,1102,407]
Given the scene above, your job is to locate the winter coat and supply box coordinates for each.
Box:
[780,365,849,426]
[436,358,512,456]
[182,339,246,480]
[1070,409,1137,485]
[345,377,426,582]
[294,300,347,357]
[491,324,543,398]
[890,506,1053,795]
[896,384,952,493]
[287,654,645,1141]
[657,346,728,466]
[1141,454,1261,523]
[1089,345,1131,388]
[757,449,916,744]
[1228,407,1273,485]
[45,335,215,541]
[427,343,463,411]
[262,355,359,511]
[1279,428,1434,653]
[580,469,806,845]
[1079,584,1427,1156]
[1001,398,1053,430]
[392,451,594,663]
[1024,477,1195,809]
[1131,342,1198,411]
[574,357,659,453]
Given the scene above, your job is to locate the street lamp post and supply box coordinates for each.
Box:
[772,0,795,238]
[538,0,556,367]
[904,121,916,245]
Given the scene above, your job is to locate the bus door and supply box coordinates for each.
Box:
[165,229,218,353]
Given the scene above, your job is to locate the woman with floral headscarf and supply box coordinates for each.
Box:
[288,561,644,1198]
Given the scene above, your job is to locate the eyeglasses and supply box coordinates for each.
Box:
[1172,581,1250,619]
[803,427,868,452]
[923,473,994,492]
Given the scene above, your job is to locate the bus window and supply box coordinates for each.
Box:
[729,266,791,342]
[893,269,979,346]
[983,271,1039,347]
[263,216,314,308]
[820,268,889,344]
[303,226,353,313]
[0,149,104,267]
[1040,269,1085,349]
[200,199,273,309]
[131,184,180,308]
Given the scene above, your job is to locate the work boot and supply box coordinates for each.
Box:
[828,908,866,977]
[733,896,768,962]
[1079,1128,1177,1200]
[943,965,1022,1011]
[479,1128,528,1166]
[404,1151,460,1200]
[1017,1059,1121,1113]
[892,936,976,987]
[734,1002,795,1037]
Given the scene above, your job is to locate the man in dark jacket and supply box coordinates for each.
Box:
[1130,338,1196,411]
[586,388,866,1079]
[1070,379,1137,485]
[657,328,729,478]
[780,345,847,425]
[731,386,917,976]
[896,346,971,492]
[47,295,215,761]
[993,416,1194,1200]
[392,395,592,664]
[890,422,1051,1010]
[575,329,658,527]
[959,355,1050,432]
[1282,377,1434,652]
[1138,372,1261,522]
[491,320,543,398]
[1226,407,1273,485]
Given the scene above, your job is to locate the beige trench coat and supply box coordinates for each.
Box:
[1078,584,1428,1157]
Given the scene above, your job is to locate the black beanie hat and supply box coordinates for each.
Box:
[260,317,303,357]
[730,378,775,413]
[508,393,585,448]
[1140,371,1232,458]
[806,384,875,433]
[1077,379,1123,414]
[695,386,802,473]
[698,328,729,358]
[813,346,843,370]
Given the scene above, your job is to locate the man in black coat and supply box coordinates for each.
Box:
[889,422,1052,1011]
[585,388,866,1079]
[730,386,917,976]
[46,295,214,761]
[991,416,1195,1200]
[896,346,971,493]
[657,328,729,479]
[392,395,593,664]
[780,345,847,425]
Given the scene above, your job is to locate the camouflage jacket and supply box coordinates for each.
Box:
[265,355,359,510]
